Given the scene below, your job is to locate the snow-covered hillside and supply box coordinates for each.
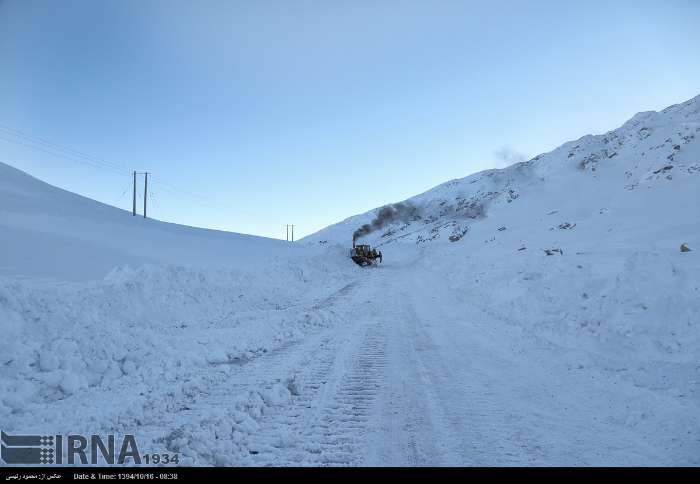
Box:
[1,95,699,466]
[0,162,311,282]
[304,94,700,252]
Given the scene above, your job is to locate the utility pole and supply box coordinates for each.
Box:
[143,172,149,219]
[132,171,137,216]
[285,224,295,241]
[132,171,149,217]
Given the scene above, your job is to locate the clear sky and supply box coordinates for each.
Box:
[1,0,699,239]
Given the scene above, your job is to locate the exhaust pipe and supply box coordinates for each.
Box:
[352,235,356,249]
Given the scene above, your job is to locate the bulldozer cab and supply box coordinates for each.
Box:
[351,243,382,266]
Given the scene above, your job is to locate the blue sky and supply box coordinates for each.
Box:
[1,0,699,239]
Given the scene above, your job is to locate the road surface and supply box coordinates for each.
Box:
[160,255,696,466]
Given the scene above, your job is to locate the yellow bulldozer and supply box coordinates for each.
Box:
[351,236,382,266]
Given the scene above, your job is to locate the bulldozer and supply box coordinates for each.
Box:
[351,236,382,266]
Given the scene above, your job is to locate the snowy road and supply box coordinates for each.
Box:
[166,254,697,467]
[4,250,697,467]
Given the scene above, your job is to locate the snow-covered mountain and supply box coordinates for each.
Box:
[304,94,700,254]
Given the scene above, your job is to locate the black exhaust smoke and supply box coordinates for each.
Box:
[353,202,420,241]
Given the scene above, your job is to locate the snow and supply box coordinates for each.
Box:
[1,94,700,466]
[0,162,302,282]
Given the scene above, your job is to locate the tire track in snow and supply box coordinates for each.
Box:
[310,282,358,310]
[313,323,387,466]
[249,322,387,466]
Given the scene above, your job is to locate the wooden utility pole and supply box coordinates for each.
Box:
[132,171,137,216]
[285,224,295,241]
[143,172,149,218]
[132,171,149,217]
[291,224,294,242]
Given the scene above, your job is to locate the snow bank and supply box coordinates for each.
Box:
[435,247,700,360]
[0,254,354,465]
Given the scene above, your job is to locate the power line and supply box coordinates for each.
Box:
[0,124,132,175]
[148,174,230,211]
[0,123,130,173]
[0,133,131,177]
[114,182,131,205]
[0,124,234,224]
